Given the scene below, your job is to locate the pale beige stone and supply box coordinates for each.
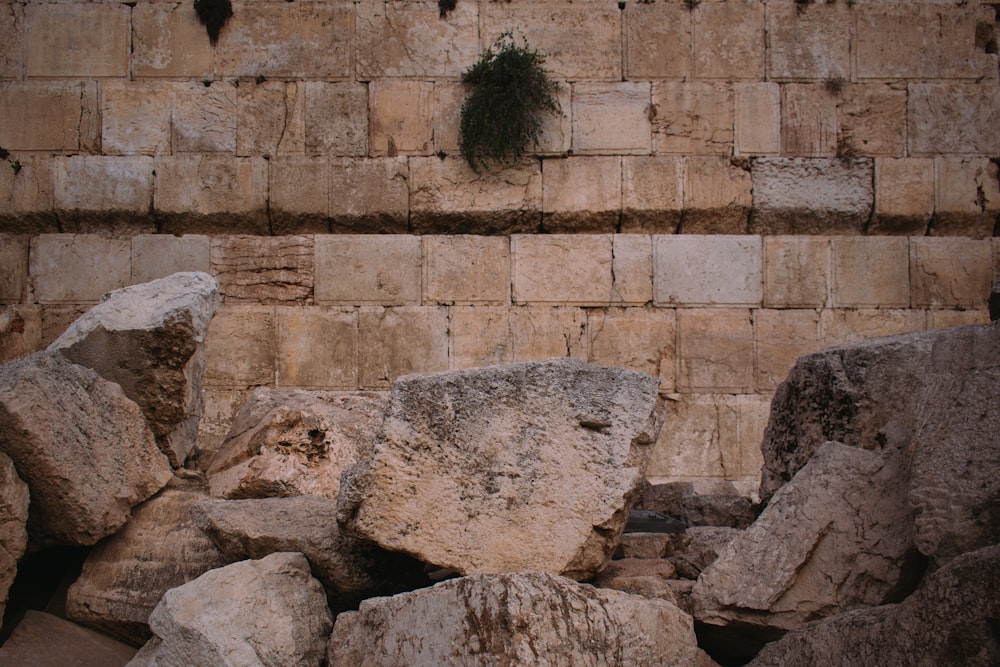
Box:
[53,156,155,234]
[932,157,1000,238]
[0,82,82,151]
[194,388,255,470]
[276,307,358,389]
[330,157,410,233]
[269,158,330,234]
[536,85,572,156]
[39,305,90,349]
[612,234,654,305]
[29,234,131,304]
[433,81,464,154]
[315,235,421,306]
[755,309,821,392]
[0,4,24,79]
[237,81,305,158]
[781,84,838,157]
[542,157,621,232]
[621,156,683,233]
[450,306,515,369]
[0,305,41,363]
[653,236,762,307]
[646,394,741,480]
[677,309,754,393]
[0,611,137,666]
[734,82,780,156]
[304,82,369,158]
[737,393,770,483]
[692,0,765,79]
[652,82,733,155]
[358,306,449,389]
[203,305,276,387]
[512,234,613,305]
[153,156,269,235]
[422,236,510,305]
[624,3,691,79]
[217,3,352,79]
[681,157,751,234]
[211,236,314,305]
[25,4,128,77]
[871,158,934,235]
[101,81,172,156]
[589,307,676,392]
[450,306,588,368]
[910,238,992,310]
[571,82,652,155]
[0,237,27,303]
[132,2,214,79]
[819,309,927,349]
[766,1,850,80]
[171,81,237,154]
[927,310,990,330]
[369,80,434,157]
[79,81,100,156]
[837,83,907,158]
[908,81,1000,156]
[131,235,211,284]
[763,236,830,309]
[830,237,910,308]
[0,154,56,233]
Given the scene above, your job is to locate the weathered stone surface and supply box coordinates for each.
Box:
[303,82,368,158]
[237,81,305,159]
[780,84,837,157]
[130,235,210,284]
[328,572,700,666]
[542,157,621,233]
[0,304,41,363]
[692,0,764,79]
[193,496,428,608]
[338,359,664,580]
[129,552,332,667]
[734,83,780,156]
[330,157,410,234]
[755,309,821,391]
[766,1,849,80]
[52,156,155,235]
[909,237,992,309]
[643,481,756,530]
[153,156,269,235]
[762,236,829,308]
[314,235,421,306]
[449,306,588,369]
[0,82,82,152]
[207,387,386,500]
[203,305,276,387]
[0,450,28,623]
[665,527,742,581]
[572,82,652,154]
[588,307,675,391]
[0,153,57,234]
[131,3,213,79]
[29,234,131,305]
[0,611,136,667]
[512,234,612,305]
[357,307,449,390]
[682,157,752,234]
[101,81,172,156]
[65,476,230,646]
[614,533,672,560]
[171,81,237,154]
[871,157,933,235]
[817,308,926,349]
[49,272,220,467]
[0,351,172,546]
[211,236,313,305]
[266,158,328,235]
[654,236,762,307]
[621,156,683,233]
[836,83,907,158]
[908,81,1000,156]
[932,157,1000,238]
[749,544,1000,667]
[653,82,733,155]
[422,235,510,305]
[369,80,434,157]
[25,4,128,78]
[591,558,679,602]
[276,307,358,390]
[624,3,691,80]
[676,309,754,392]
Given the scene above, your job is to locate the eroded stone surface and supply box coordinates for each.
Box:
[0,450,28,624]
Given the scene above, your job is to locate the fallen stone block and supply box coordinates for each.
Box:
[0,611,136,666]
[0,450,28,624]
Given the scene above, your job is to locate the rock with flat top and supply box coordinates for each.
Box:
[0,611,136,666]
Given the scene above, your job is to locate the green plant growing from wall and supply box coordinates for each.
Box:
[194,0,233,46]
[459,33,560,173]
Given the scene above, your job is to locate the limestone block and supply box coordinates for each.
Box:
[330,157,410,233]
[211,236,313,305]
[450,306,588,369]
[304,82,369,158]
[53,156,155,234]
[237,81,305,158]
[734,82,780,156]
[512,234,612,305]
[691,0,765,79]
[738,393,769,481]
[927,309,990,329]
[871,158,934,235]
[153,156,269,234]
[652,82,733,155]
[910,238,992,310]
[0,4,23,79]
[40,305,90,349]
[571,82,652,155]
[356,0,478,78]
[612,234,654,305]
[217,3,352,79]
[131,235,210,284]
[624,3,691,79]
[646,394,741,479]
[171,81,237,154]
[830,237,909,308]
[589,307,676,392]
[681,157,751,234]
[433,81,464,154]
[25,4,128,77]
[0,612,136,667]
[29,234,131,304]
[755,309,820,391]
[276,307,358,389]
[193,388,255,470]
[781,84,838,157]
[315,235,421,306]
[369,80,434,157]
[0,154,57,234]
[203,305,276,386]
[766,1,850,80]
[819,309,927,349]
[763,236,830,308]
[621,156,683,233]
[856,3,996,80]
[481,4,621,80]
[132,2,214,79]
[269,158,330,235]
[536,85,572,155]
[0,305,41,363]
[677,309,754,393]
[750,157,873,234]
[932,157,1000,238]
[0,236,27,303]
[102,81,173,156]
[653,235,762,307]
[0,82,82,151]
[410,156,541,234]
[908,81,1000,155]
[358,306,449,389]
[422,236,510,305]
[837,83,906,158]
[542,156,621,232]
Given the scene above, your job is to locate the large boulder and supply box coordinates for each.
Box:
[127,552,332,667]
[205,388,386,499]
[328,571,701,666]
[49,272,220,467]
[749,544,1000,666]
[337,359,664,580]
[0,351,172,546]
[0,450,28,624]
[0,611,137,666]
[65,475,231,646]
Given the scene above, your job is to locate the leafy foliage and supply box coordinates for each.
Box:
[194,0,233,46]
[459,34,560,173]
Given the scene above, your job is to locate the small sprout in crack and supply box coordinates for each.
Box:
[255,74,267,85]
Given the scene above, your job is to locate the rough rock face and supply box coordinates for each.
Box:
[693,441,914,632]
[328,571,701,667]
[0,450,28,623]
[127,552,332,667]
[591,558,680,603]
[748,544,1000,666]
[192,496,428,609]
[49,272,220,467]
[642,480,757,529]
[65,475,231,646]
[337,359,664,580]
[664,527,742,581]
[0,611,137,667]
[206,388,386,499]
[0,351,173,546]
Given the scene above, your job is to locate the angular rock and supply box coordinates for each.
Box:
[615,533,671,560]
[749,544,1000,667]
[192,496,428,610]
[206,388,386,500]
[0,611,137,667]
[65,475,230,646]
[337,359,664,580]
[328,572,700,666]
[643,480,757,529]
[49,272,220,467]
[128,553,332,667]
[664,527,742,581]
[693,442,915,632]
[591,558,679,603]
[0,351,172,546]
[0,450,28,623]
